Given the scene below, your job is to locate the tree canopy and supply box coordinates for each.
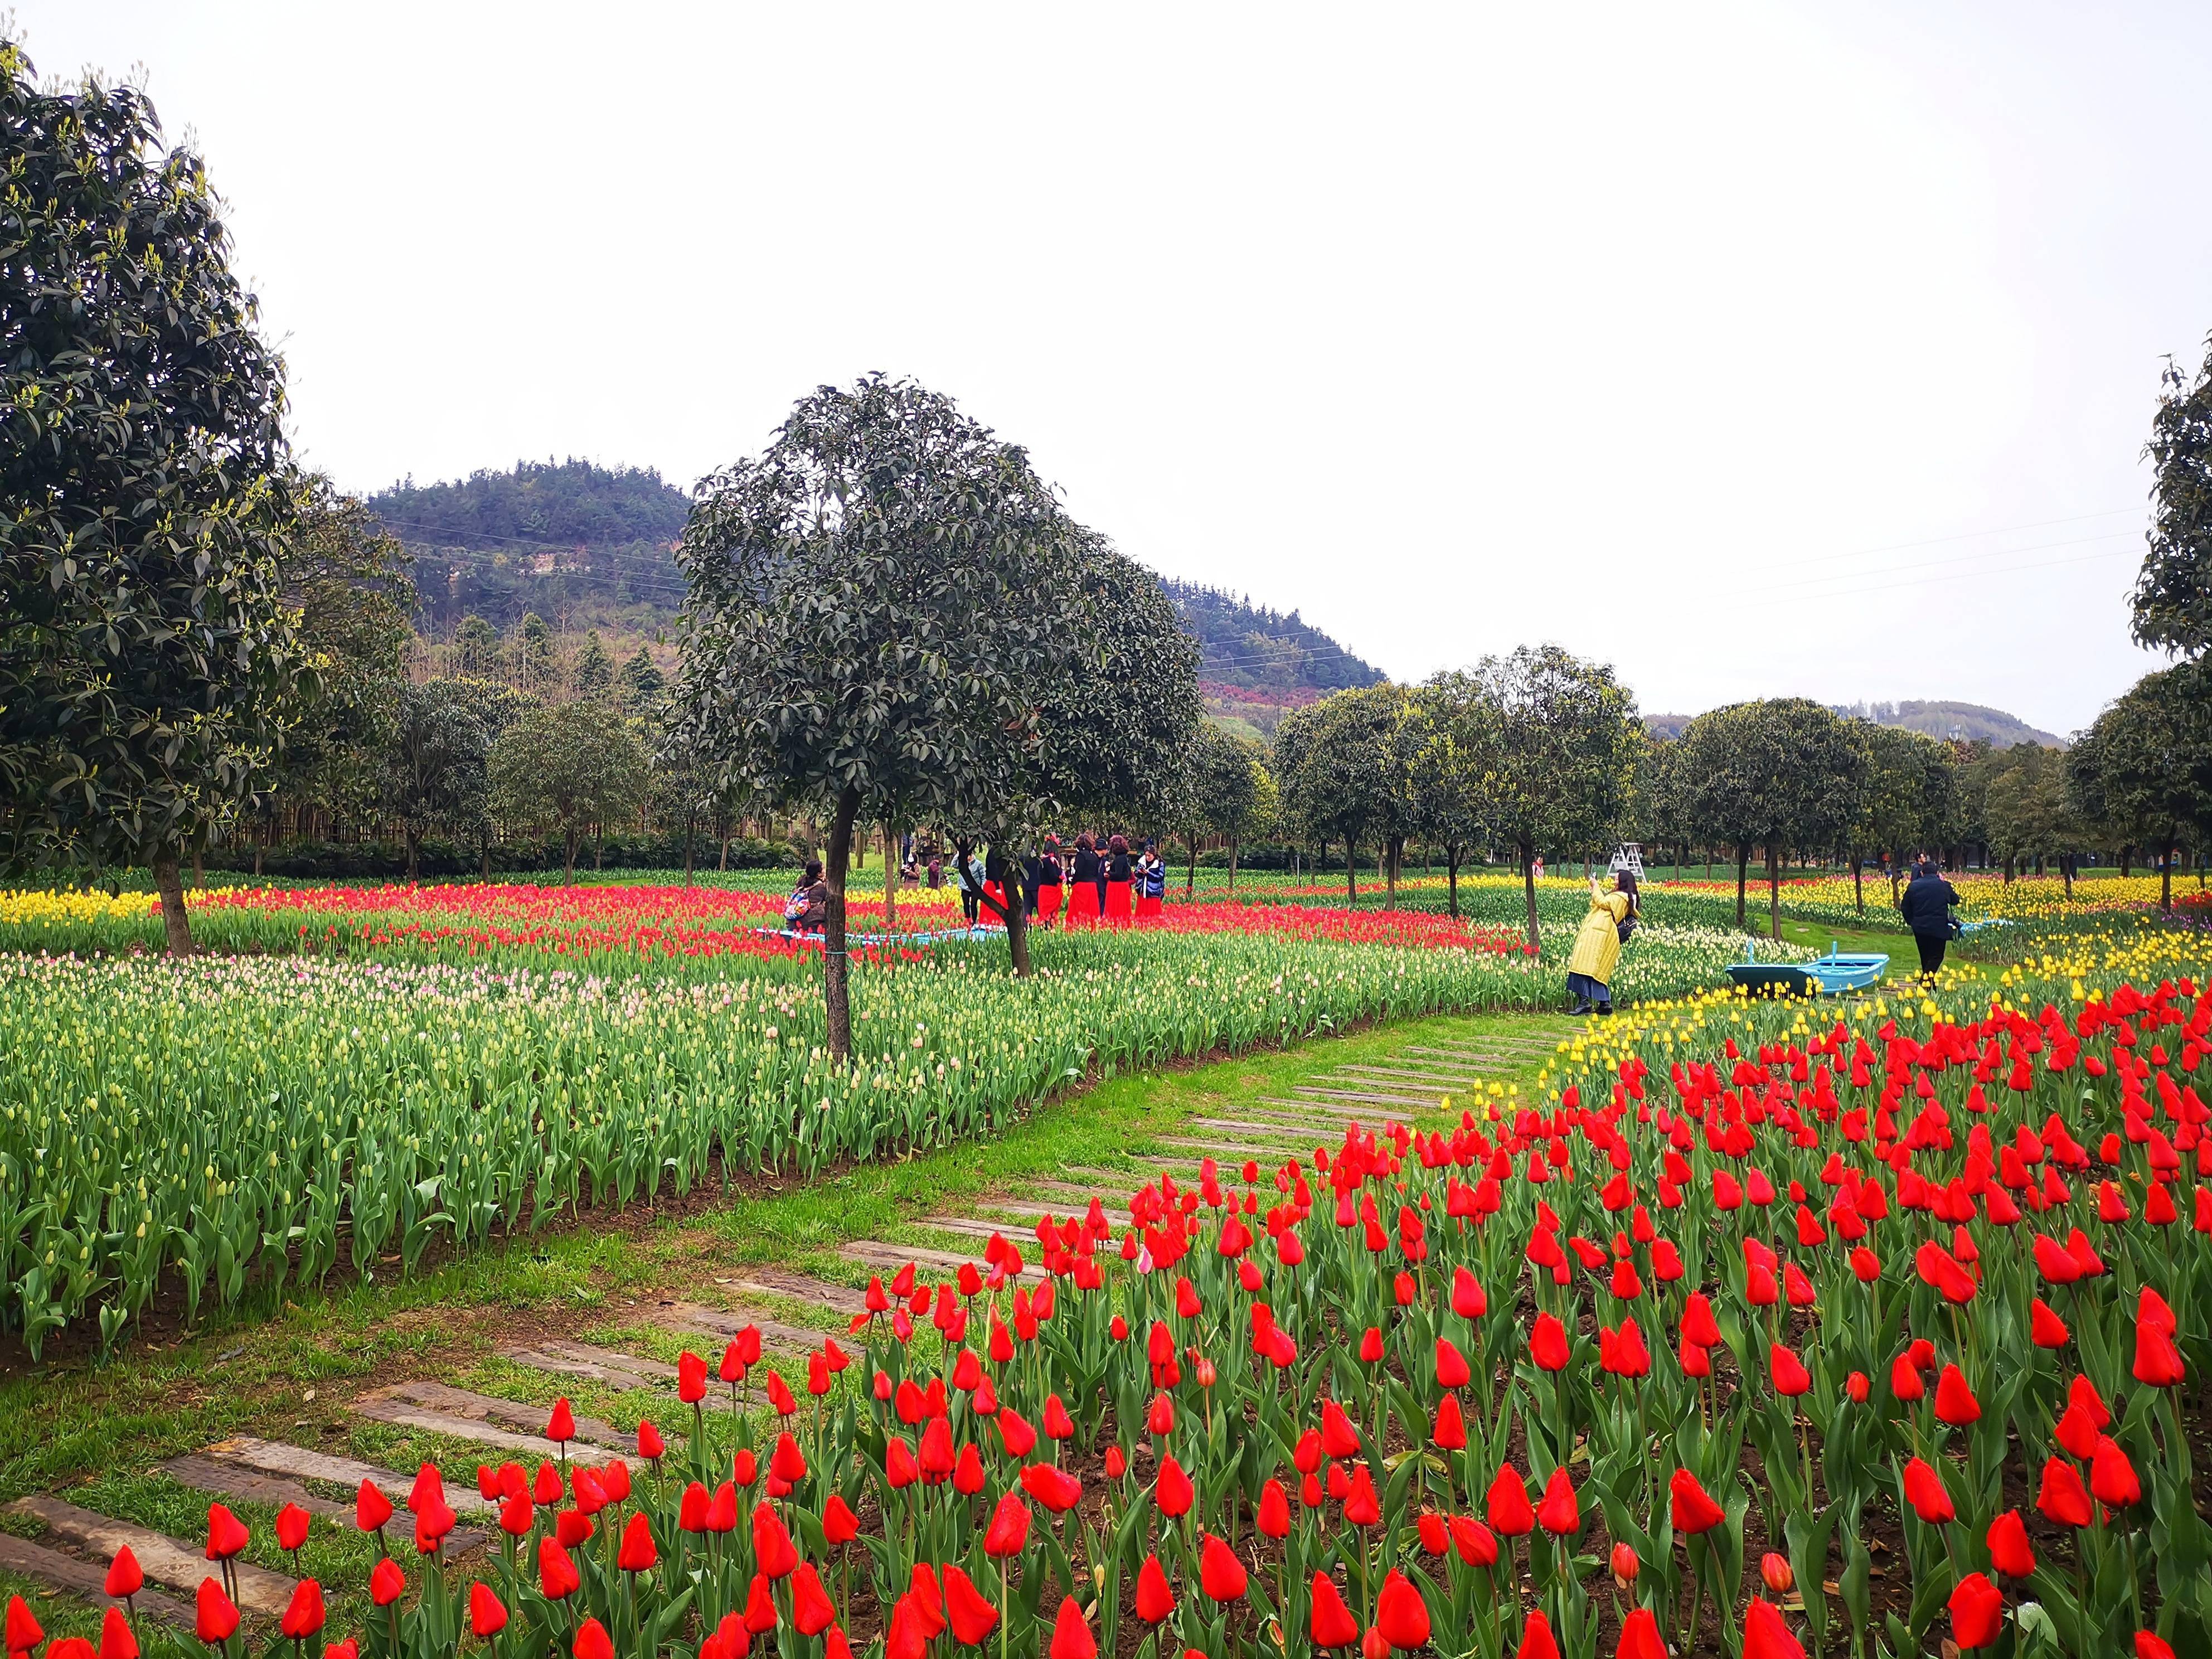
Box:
[2068,663,2212,910]
[2134,336,2212,658]
[0,40,310,952]
[676,375,1087,1052]
[487,700,650,884]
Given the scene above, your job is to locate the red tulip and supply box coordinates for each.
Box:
[275,1503,309,1554]
[823,1493,860,1545]
[2138,1633,2178,1659]
[2030,1298,2069,1348]
[637,1420,665,1460]
[1321,1399,1362,1458]
[1374,1570,1430,1650]
[1616,1607,1668,1659]
[742,1574,778,1634]
[539,1538,580,1600]
[1344,1463,1382,1527]
[1135,1555,1176,1623]
[1199,1533,1248,1602]
[998,1410,1037,1458]
[545,1399,576,1444]
[356,1479,394,1534]
[942,1565,999,1646]
[1760,1553,1793,1593]
[1515,1609,1561,1659]
[1742,1598,1806,1659]
[1021,1462,1083,1514]
[1309,1574,1360,1648]
[1535,1466,1579,1535]
[1156,1456,1195,1517]
[790,1564,837,1637]
[1986,1510,2035,1578]
[195,1580,240,1645]
[1933,1365,1981,1426]
[2036,1457,2094,1527]
[617,1512,657,1572]
[983,1491,1031,1558]
[574,1617,615,1659]
[1047,1597,1096,1659]
[470,1582,508,1639]
[1948,1573,2004,1649]
[1669,1468,1725,1534]
[370,1557,406,1607]
[2133,1320,2187,1388]
[1257,1479,1291,1538]
[1530,1311,1570,1371]
[1903,1457,1956,1524]
[677,1351,707,1403]
[1609,1541,1638,1585]
[279,1580,325,1639]
[752,1503,798,1577]
[1433,1394,1467,1450]
[1434,1338,1471,1389]
[1486,1463,1534,1536]
[2091,1437,2141,1507]
[98,1608,136,1659]
[1769,1342,1811,1396]
[6,1597,42,1658]
[104,1547,143,1600]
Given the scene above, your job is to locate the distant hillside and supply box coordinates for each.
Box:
[373,464,1386,736]
[1836,700,2061,748]
[1647,702,2061,748]
[370,460,691,634]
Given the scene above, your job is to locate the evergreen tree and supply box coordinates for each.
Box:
[572,629,614,698]
[515,612,559,693]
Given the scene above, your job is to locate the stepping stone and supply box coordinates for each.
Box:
[0,1531,195,1630]
[966,1196,1131,1229]
[659,1303,828,1354]
[350,1385,616,1463]
[840,1239,1045,1281]
[6,1496,298,1619]
[1289,1087,1445,1109]
[1331,1066,1486,1087]
[155,1455,491,1560]
[1187,1117,1323,1141]
[710,1268,868,1318]
[195,1437,492,1516]
[1255,1097,1409,1121]
[501,1340,676,1389]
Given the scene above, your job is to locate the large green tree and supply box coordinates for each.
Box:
[1192,725,1273,888]
[381,681,489,881]
[1851,722,1958,909]
[1413,672,1503,919]
[1676,697,1866,938]
[947,535,1201,967]
[676,376,1085,1052]
[1456,646,1641,951]
[1982,743,2086,892]
[0,42,311,952]
[487,700,649,884]
[2134,334,2212,658]
[2068,664,2212,912]
[1274,684,1417,906]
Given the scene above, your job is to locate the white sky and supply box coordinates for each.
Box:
[22,2,2210,736]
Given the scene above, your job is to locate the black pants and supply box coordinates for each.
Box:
[961,889,979,923]
[1915,933,1947,974]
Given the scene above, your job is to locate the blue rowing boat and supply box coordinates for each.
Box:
[1725,939,1890,997]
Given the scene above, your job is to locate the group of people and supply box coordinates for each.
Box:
[1011,833,1167,928]
[782,832,1170,934]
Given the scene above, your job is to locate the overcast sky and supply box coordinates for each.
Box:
[22,3,2210,736]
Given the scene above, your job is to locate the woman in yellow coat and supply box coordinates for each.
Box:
[1566,870,1638,1015]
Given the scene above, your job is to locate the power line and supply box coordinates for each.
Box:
[1751,527,2142,597]
[1748,545,2136,607]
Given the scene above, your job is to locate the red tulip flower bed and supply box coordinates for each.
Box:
[13,978,2211,1659]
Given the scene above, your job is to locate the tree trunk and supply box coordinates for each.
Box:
[2162,836,2174,913]
[719,836,730,871]
[1385,836,1401,909]
[955,838,1030,977]
[884,823,898,930]
[823,785,861,1063]
[1735,845,1750,930]
[482,839,493,881]
[563,827,579,885]
[683,812,697,887]
[406,828,421,884]
[594,830,604,872]
[1447,843,1461,919]
[1767,842,1781,941]
[1346,840,1359,905]
[2062,853,2074,900]
[191,848,202,887]
[253,843,264,878]
[1187,829,1198,898]
[2003,855,2015,884]
[1228,836,1239,889]
[1520,840,1540,954]
[2122,845,2133,877]
[1852,855,1864,915]
[151,850,193,958]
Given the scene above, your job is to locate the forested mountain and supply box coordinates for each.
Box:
[375,464,1389,735]
[369,460,691,633]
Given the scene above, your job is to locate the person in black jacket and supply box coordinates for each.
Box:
[1897,858,1961,977]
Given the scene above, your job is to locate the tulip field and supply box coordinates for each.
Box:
[8,919,2211,1659]
[0,882,1793,1355]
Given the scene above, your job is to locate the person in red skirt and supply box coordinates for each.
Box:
[1104,833,1134,924]
[1031,838,1064,928]
[1066,834,1102,926]
[1135,841,1165,919]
